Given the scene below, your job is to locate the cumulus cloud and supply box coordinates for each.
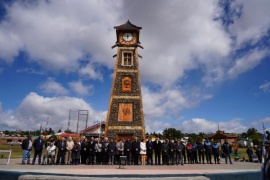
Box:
[142,86,212,119]
[68,80,93,96]
[0,1,119,71]
[79,62,103,81]
[39,77,69,95]
[180,118,247,134]
[144,117,247,134]
[0,92,106,132]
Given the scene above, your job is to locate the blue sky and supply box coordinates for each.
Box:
[0,0,270,134]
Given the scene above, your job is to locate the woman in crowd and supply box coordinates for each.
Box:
[140,139,147,165]
[72,140,81,165]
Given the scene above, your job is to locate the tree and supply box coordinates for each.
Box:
[47,127,54,134]
[162,128,183,139]
[246,128,262,145]
[247,128,258,137]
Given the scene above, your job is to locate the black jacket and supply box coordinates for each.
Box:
[222,142,232,154]
[57,140,67,152]
[21,138,32,150]
[124,140,132,154]
[153,140,162,153]
[32,137,44,152]
[87,141,96,154]
[132,140,140,154]
[146,140,154,154]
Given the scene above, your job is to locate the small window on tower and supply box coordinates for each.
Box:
[122,52,133,66]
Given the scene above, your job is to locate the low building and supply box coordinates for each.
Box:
[0,133,26,144]
[80,121,105,139]
[203,128,239,144]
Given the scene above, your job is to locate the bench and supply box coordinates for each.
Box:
[0,150,12,165]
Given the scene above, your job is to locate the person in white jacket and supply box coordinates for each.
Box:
[140,139,147,165]
[42,141,56,165]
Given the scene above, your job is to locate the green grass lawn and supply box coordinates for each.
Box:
[0,144,26,159]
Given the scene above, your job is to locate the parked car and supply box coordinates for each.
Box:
[8,141,22,146]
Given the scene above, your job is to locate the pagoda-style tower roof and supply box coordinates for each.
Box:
[114,19,142,30]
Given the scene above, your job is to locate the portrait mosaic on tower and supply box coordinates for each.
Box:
[118,103,133,122]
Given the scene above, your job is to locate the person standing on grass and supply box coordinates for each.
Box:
[246,146,253,162]
[31,135,44,165]
[21,135,33,165]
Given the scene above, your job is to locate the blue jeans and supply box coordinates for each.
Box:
[22,150,31,163]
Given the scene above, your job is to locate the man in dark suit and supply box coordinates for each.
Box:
[153,137,161,165]
[56,137,67,164]
[132,136,140,165]
[80,136,87,164]
[87,137,96,165]
[124,138,132,165]
[32,135,44,165]
[146,137,153,165]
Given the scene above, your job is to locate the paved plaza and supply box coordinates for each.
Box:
[0,158,261,179]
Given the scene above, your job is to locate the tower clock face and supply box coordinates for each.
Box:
[123,33,133,41]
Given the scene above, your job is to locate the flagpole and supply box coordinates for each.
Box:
[260,122,267,180]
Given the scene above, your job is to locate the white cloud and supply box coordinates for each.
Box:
[249,117,270,134]
[0,92,106,132]
[229,0,270,47]
[180,118,247,134]
[79,63,103,81]
[227,48,268,79]
[16,68,44,75]
[0,27,23,62]
[259,81,270,93]
[39,77,69,95]
[144,117,247,134]
[142,86,212,119]
[0,1,120,71]
[133,1,231,87]
[68,80,93,96]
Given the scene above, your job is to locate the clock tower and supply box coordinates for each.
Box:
[104,20,145,141]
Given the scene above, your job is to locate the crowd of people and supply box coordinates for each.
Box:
[21,134,238,166]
